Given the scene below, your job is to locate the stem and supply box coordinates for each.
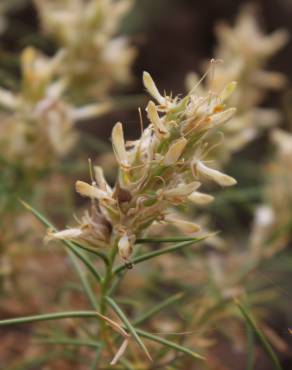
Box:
[246,322,255,370]
[99,241,119,354]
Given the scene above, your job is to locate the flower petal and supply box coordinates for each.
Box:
[163,137,187,166]
[76,180,112,201]
[165,214,201,233]
[188,191,214,205]
[112,122,129,167]
[143,71,165,105]
[146,101,168,138]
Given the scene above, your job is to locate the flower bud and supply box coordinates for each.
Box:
[118,233,134,260]
[188,191,214,205]
[112,122,129,167]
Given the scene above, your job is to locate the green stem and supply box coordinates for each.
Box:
[99,241,119,353]
[246,322,255,370]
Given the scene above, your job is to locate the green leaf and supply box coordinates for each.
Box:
[120,358,135,370]
[68,246,102,283]
[114,236,207,275]
[135,328,205,361]
[20,199,54,229]
[133,292,184,326]
[68,250,98,310]
[71,241,109,266]
[20,200,103,282]
[235,299,283,370]
[90,346,104,370]
[105,296,152,361]
[136,236,204,243]
[246,322,255,370]
[0,310,98,326]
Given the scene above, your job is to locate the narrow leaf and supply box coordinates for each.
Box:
[134,292,184,326]
[136,328,205,361]
[20,200,103,281]
[95,311,129,338]
[68,247,101,283]
[235,299,283,370]
[71,241,109,266]
[105,296,152,361]
[90,346,103,370]
[0,311,98,326]
[136,236,204,243]
[114,236,207,275]
[246,322,255,370]
[68,250,98,309]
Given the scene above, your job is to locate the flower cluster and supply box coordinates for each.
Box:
[51,72,237,260]
[0,47,108,171]
[186,5,288,163]
[0,47,75,170]
[34,0,136,101]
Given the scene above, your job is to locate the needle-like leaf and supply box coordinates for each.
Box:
[20,200,103,282]
[135,328,205,361]
[68,250,98,309]
[0,311,98,326]
[133,292,184,326]
[105,296,152,362]
[70,241,109,266]
[114,236,207,275]
[235,299,283,370]
[136,236,205,243]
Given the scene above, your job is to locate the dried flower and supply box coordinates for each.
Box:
[49,72,237,260]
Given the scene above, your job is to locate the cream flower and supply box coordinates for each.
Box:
[49,72,237,260]
[186,5,288,164]
[34,0,136,100]
[0,47,108,170]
